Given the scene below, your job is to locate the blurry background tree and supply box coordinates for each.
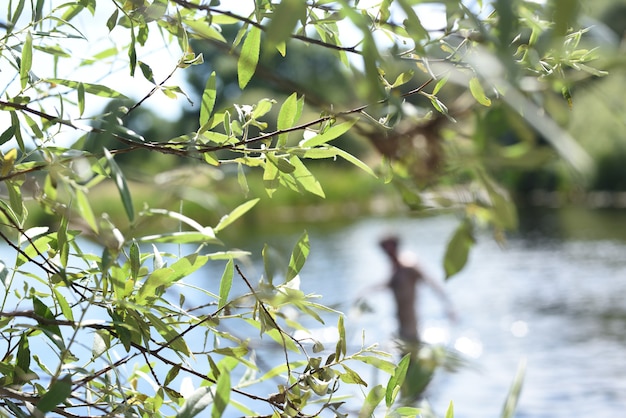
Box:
[0,0,616,416]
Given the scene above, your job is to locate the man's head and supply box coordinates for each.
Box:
[379,235,399,258]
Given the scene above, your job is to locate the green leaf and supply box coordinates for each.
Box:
[211,366,230,418]
[48,78,127,98]
[286,231,310,282]
[340,364,368,386]
[145,208,208,234]
[277,93,299,146]
[289,156,325,197]
[335,315,346,359]
[352,355,396,374]
[386,353,411,407]
[184,18,227,43]
[0,261,8,286]
[301,120,357,147]
[139,61,155,83]
[176,387,213,418]
[237,162,249,197]
[214,198,259,233]
[106,8,118,31]
[390,70,414,88]
[266,152,295,173]
[129,240,140,281]
[238,26,261,89]
[136,254,208,304]
[469,76,492,107]
[443,220,475,279]
[501,358,526,418]
[129,27,137,76]
[16,334,30,376]
[77,82,85,116]
[53,288,74,322]
[433,74,450,95]
[397,0,429,44]
[0,126,16,147]
[33,297,64,349]
[144,312,190,356]
[446,400,455,418]
[103,148,134,223]
[397,406,423,416]
[9,112,24,151]
[358,384,385,418]
[331,146,377,177]
[75,188,98,233]
[251,98,275,120]
[200,71,217,127]
[266,0,306,48]
[139,231,220,245]
[10,0,26,25]
[218,258,233,310]
[36,375,72,414]
[262,158,279,197]
[262,244,275,285]
[20,32,32,89]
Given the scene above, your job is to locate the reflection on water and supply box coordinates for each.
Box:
[5,208,625,416]
[226,209,626,417]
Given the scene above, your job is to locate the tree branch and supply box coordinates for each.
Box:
[170,0,361,54]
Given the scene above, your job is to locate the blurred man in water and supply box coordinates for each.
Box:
[379,235,456,343]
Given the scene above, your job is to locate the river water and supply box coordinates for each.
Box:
[221,207,626,417]
[4,207,626,417]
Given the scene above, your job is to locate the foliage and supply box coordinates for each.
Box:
[0,0,604,417]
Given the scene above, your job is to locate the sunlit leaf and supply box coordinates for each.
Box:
[211,366,230,418]
[386,353,411,407]
[176,387,213,418]
[446,400,455,418]
[103,148,134,223]
[237,162,249,197]
[20,32,32,89]
[136,254,208,304]
[145,312,190,355]
[53,288,74,322]
[200,71,217,127]
[443,220,475,279]
[469,76,492,107]
[290,156,325,197]
[140,231,220,244]
[184,18,227,43]
[331,146,377,178]
[301,120,357,147]
[238,26,261,89]
[48,78,127,98]
[390,70,414,88]
[263,158,279,197]
[266,0,306,48]
[340,364,367,386]
[286,231,310,282]
[501,358,526,418]
[277,93,299,146]
[358,384,385,418]
[75,188,98,233]
[214,198,260,233]
[218,258,233,310]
